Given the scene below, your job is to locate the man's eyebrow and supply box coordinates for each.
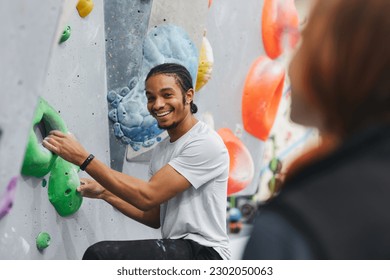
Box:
[159,87,175,92]
[146,87,175,95]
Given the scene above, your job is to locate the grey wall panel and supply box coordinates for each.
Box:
[104,0,154,171]
[0,0,69,212]
[1,0,160,260]
[197,0,266,196]
[148,0,208,51]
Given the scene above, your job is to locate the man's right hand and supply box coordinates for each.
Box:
[77,178,106,199]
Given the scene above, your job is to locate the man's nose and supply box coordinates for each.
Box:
[153,97,165,109]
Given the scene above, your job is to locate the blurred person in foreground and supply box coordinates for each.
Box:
[243,0,390,259]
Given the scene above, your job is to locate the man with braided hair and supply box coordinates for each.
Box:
[43,63,231,260]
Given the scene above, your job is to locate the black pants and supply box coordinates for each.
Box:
[82,239,223,260]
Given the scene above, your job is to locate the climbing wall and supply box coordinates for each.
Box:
[106,0,208,166]
[199,0,267,197]
[0,0,71,219]
[255,0,318,201]
[1,0,209,259]
[1,0,315,260]
[0,0,84,258]
[201,0,316,200]
[202,0,315,259]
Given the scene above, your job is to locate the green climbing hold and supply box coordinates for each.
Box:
[268,157,282,174]
[42,178,47,188]
[21,97,68,177]
[36,232,51,250]
[59,25,71,44]
[48,158,82,217]
[21,97,83,217]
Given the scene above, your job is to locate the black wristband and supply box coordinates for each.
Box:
[80,154,95,171]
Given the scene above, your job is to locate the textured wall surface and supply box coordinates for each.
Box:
[198,0,265,196]
[0,0,209,260]
[104,0,154,170]
[0,0,67,214]
[1,0,313,260]
[0,0,162,260]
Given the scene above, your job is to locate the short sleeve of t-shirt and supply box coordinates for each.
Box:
[168,135,229,189]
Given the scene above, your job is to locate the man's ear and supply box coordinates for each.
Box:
[185,88,195,104]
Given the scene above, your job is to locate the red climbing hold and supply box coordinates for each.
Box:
[242,55,285,141]
[261,0,299,59]
[218,128,254,196]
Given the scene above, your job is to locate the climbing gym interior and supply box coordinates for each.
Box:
[0,0,315,259]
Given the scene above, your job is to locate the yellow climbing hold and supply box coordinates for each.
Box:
[195,34,214,92]
[76,0,94,18]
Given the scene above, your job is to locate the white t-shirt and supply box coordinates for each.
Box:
[148,121,231,259]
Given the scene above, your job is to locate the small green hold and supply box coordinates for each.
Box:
[268,177,276,193]
[36,232,51,250]
[59,25,71,44]
[268,157,282,174]
[268,176,282,195]
[48,158,82,217]
[42,178,47,188]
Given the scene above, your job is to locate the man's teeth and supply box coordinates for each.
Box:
[156,111,171,117]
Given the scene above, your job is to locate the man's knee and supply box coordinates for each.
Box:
[82,241,107,260]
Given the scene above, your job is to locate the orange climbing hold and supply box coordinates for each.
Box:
[217,128,254,196]
[261,0,299,59]
[208,0,213,8]
[242,55,285,141]
[76,0,94,18]
[195,35,214,92]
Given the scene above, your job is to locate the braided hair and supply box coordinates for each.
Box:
[145,63,198,114]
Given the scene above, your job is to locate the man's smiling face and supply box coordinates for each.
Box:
[145,74,190,131]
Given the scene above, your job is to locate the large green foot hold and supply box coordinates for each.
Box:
[21,97,68,177]
[48,157,82,217]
